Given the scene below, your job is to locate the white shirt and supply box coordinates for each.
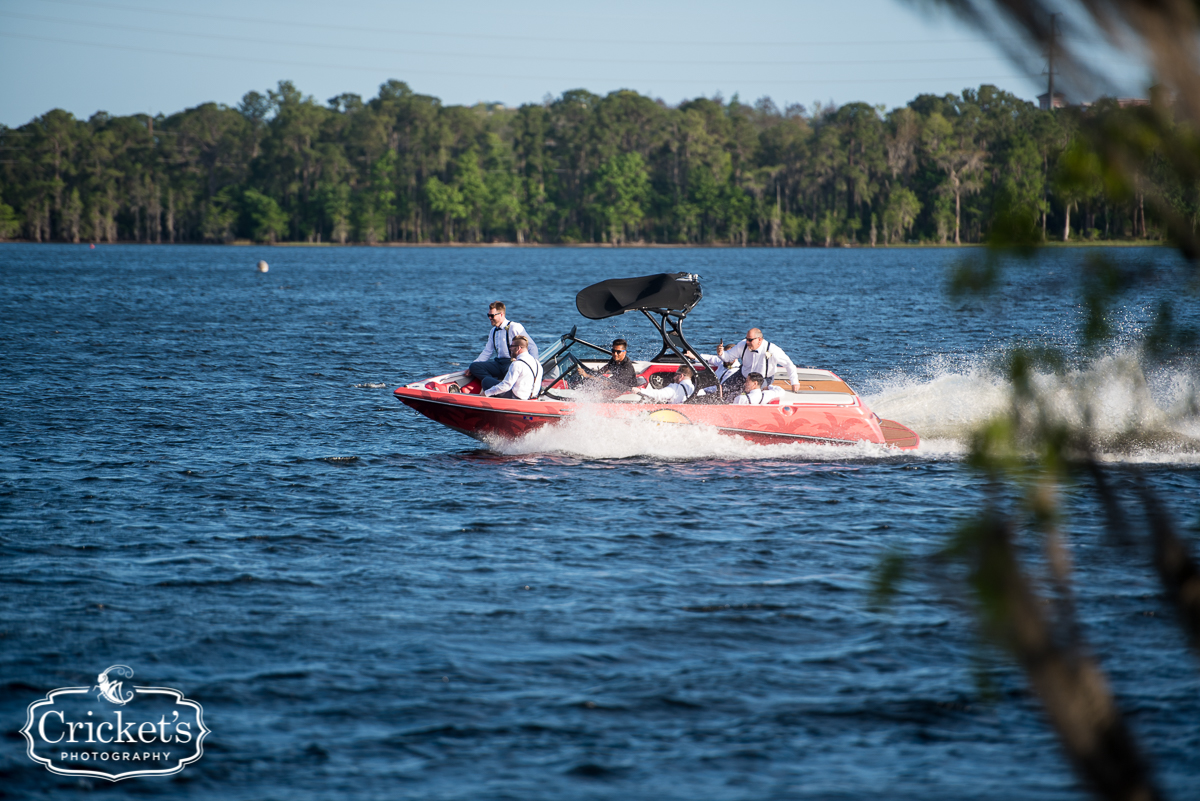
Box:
[719,339,798,386]
[637,379,694,404]
[697,352,739,394]
[475,319,538,362]
[733,386,785,405]
[698,353,739,383]
[483,352,543,400]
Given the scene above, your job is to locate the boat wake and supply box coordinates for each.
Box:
[493,350,1200,464]
[491,404,908,462]
[864,350,1200,465]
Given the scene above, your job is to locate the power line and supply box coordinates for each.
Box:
[35,0,1022,49]
[0,31,1033,87]
[0,12,1016,68]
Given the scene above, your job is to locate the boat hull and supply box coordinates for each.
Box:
[393,384,919,450]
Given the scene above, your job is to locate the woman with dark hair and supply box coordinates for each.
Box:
[578,338,639,388]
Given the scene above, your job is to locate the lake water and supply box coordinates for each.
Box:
[1,243,1198,799]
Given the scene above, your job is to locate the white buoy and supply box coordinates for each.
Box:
[256,260,269,273]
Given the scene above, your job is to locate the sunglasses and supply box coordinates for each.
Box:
[612,349,626,354]
[487,312,501,318]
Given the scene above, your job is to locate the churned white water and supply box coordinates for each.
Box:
[495,350,1199,465]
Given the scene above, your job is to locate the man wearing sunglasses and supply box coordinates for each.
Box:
[469,301,539,391]
[577,338,639,388]
[715,328,800,394]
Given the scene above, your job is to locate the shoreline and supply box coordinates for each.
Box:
[0,239,1168,249]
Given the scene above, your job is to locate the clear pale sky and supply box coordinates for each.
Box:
[0,0,1147,127]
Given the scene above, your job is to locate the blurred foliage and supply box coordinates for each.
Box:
[891,1,1200,797]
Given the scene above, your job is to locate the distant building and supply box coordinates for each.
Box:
[1038,91,1067,110]
[1077,96,1152,110]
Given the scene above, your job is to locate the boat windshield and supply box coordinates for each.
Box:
[539,332,612,388]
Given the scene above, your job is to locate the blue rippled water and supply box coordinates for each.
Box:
[1,243,1198,799]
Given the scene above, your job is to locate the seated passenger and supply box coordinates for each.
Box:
[635,366,695,404]
[482,336,543,400]
[469,301,539,391]
[689,350,739,394]
[577,338,639,389]
[732,372,784,405]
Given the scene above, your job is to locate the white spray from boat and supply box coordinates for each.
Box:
[494,349,1200,465]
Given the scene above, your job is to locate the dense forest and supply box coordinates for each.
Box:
[0,80,1190,246]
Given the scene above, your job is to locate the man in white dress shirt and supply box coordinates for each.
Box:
[482,336,543,400]
[688,351,739,395]
[469,301,539,391]
[716,328,800,394]
[732,372,785,405]
[635,366,695,404]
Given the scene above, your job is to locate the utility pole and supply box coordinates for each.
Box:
[1047,12,1059,109]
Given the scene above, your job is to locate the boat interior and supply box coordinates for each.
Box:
[411,332,861,407]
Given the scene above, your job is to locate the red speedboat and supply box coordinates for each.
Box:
[394,273,919,450]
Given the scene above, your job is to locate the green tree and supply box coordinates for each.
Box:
[257,80,332,240]
[1054,137,1105,242]
[62,188,83,243]
[321,183,351,244]
[453,149,487,242]
[882,187,922,243]
[425,176,465,242]
[354,151,396,244]
[988,132,1047,245]
[829,102,887,242]
[819,207,844,246]
[201,186,239,243]
[242,188,288,243]
[591,152,650,244]
[0,201,19,240]
[481,134,524,241]
[923,112,985,244]
[723,183,753,246]
[805,123,843,244]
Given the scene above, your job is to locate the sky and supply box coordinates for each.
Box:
[0,0,1150,127]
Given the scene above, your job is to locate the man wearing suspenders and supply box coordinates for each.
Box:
[482,336,544,400]
[469,301,539,391]
[732,372,785,405]
[690,351,739,395]
[635,366,696,404]
[716,328,801,394]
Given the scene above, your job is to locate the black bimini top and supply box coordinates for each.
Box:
[575,273,703,320]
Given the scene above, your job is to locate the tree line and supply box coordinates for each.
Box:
[0,80,1191,246]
